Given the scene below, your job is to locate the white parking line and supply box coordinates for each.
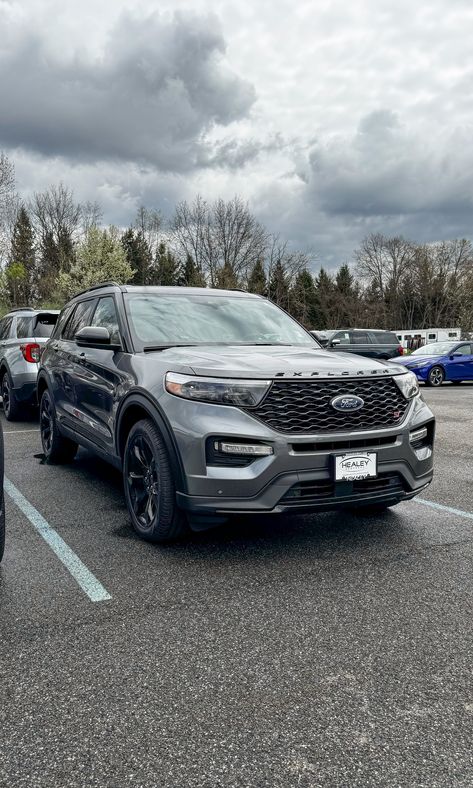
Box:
[414,497,473,522]
[3,429,40,434]
[4,477,112,603]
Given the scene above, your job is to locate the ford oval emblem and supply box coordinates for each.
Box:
[330,394,365,412]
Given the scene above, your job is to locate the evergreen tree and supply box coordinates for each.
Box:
[179,254,206,287]
[247,259,267,295]
[290,268,317,327]
[6,206,36,305]
[313,268,335,329]
[215,261,239,290]
[153,242,180,286]
[121,228,152,285]
[268,259,288,307]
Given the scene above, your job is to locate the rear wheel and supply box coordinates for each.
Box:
[123,419,188,543]
[426,366,445,387]
[40,390,78,463]
[2,372,20,421]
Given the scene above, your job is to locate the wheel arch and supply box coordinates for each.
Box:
[116,393,187,494]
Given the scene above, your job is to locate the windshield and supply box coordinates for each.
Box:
[125,293,317,349]
[411,342,457,356]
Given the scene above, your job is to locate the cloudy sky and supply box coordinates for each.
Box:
[1,0,473,266]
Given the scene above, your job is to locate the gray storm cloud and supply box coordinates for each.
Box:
[0,10,256,170]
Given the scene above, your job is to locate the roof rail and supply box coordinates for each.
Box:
[8,306,36,313]
[72,281,121,299]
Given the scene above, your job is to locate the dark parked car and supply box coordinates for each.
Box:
[391,340,473,386]
[38,284,434,543]
[311,329,404,360]
[0,421,4,562]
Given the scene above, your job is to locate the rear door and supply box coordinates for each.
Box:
[70,295,127,452]
[349,330,375,357]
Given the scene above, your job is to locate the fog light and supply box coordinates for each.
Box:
[409,427,428,444]
[215,441,274,456]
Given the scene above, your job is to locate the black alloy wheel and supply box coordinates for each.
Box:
[123,419,188,543]
[40,390,77,463]
[427,366,445,387]
[127,433,160,530]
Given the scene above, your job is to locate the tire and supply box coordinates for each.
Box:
[123,419,188,543]
[2,371,20,421]
[426,366,445,387]
[40,390,78,463]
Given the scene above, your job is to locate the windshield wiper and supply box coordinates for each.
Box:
[143,344,198,352]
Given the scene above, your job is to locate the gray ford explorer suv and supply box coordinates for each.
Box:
[0,307,59,420]
[37,284,435,543]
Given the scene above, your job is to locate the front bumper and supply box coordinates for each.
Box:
[165,392,435,516]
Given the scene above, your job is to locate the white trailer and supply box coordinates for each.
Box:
[395,327,461,349]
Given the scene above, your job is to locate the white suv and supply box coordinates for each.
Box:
[0,308,59,421]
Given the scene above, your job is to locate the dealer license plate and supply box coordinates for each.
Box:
[334,452,377,481]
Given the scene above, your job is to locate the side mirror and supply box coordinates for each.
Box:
[76,326,120,350]
[451,352,462,358]
[331,338,341,346]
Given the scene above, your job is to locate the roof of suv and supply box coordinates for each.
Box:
[5,307,60,316]
[70,283,263,301]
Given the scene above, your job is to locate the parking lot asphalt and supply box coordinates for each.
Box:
[0,385,472,788]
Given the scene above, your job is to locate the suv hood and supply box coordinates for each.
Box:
[156,345,405,380]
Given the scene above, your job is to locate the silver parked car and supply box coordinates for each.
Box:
[0,308,59,421]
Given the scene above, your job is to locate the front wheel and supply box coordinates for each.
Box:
[123,419,188,543]
[426,366,445,387]
[40,390,78,463]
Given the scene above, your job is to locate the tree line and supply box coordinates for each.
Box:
[1,152,472,331]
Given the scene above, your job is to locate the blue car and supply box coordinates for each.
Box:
[391,340,473,386]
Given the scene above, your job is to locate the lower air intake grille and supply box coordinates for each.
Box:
[246,377,408,434]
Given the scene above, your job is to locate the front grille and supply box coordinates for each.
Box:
[246,378,408,434]
[281,472,405,506]
[292,435,398,453]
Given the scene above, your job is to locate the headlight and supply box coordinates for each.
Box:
[393,371,419,399]
[407,360,428,368]
[165,372,271,407]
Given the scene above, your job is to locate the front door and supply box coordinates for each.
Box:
[448,343,473,381]
[71,296,128,453]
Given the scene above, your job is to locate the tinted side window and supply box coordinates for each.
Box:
[334,331,350,344]
[350,331,370,344]
[33,314,58,338]
[62,300,96,340]
[16,317,34,339]
[455,344,472,356]
[369,332,398,344]
[90,297,121,344]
